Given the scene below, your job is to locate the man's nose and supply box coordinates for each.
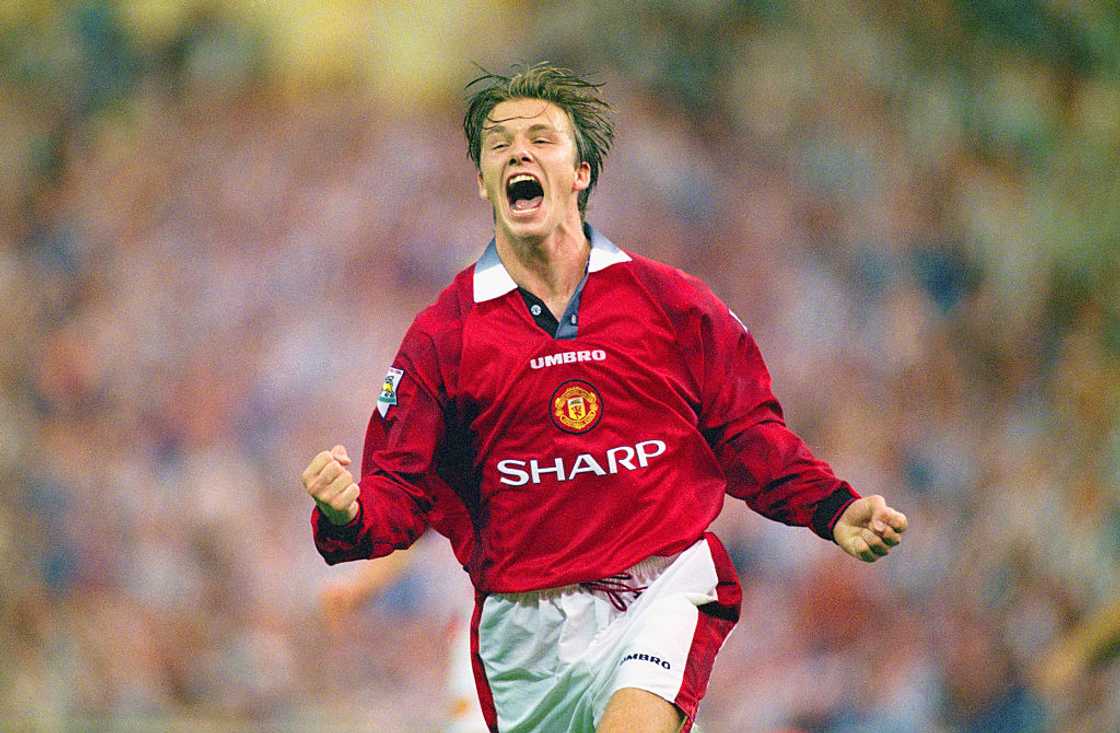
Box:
[508,143,532,164]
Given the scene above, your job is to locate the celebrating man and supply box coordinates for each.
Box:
[302,64,907,733]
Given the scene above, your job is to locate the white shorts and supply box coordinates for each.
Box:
[470,533,741,733]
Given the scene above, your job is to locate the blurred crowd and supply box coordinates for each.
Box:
[2,1,1119,731]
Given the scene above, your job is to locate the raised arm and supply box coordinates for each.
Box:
[687,281,906,558]
[304,324,450,565]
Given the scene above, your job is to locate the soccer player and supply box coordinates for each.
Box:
[302,64,908,733]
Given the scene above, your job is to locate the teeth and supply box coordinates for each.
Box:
[508,174,537,186]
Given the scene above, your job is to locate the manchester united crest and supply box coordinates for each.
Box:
[551,380,603,433]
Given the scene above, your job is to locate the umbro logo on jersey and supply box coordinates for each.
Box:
[530,349,606,369]
[620,653,671,670]
[496,440,666,486]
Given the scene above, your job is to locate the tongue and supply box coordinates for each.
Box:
[512,196,543,211]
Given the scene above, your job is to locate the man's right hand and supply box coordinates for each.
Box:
[302,445,361,525]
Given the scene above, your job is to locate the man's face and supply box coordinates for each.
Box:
[477,98,591,241]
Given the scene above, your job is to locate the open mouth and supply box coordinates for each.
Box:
[506,174,544,212]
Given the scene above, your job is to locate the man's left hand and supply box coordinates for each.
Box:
[833,494,908,562]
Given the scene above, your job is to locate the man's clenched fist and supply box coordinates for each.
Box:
[832,494,908,562]
[302,445,360,525]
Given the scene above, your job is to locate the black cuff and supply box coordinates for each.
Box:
[811,485,859,541]
[318,501,364,543]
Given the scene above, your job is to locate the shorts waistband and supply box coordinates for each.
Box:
[493,552,680,604]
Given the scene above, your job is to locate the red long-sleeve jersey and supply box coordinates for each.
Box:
[312,227,859,592]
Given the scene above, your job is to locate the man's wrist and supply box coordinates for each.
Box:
[813,484,860,542]
[317,500,361,527]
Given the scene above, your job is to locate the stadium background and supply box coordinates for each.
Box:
[2,1,1118,731]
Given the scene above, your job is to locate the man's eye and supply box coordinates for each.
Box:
[533,139,551,144]
[491,143,508,150]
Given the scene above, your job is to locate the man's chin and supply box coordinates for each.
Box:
[500,211,549,240]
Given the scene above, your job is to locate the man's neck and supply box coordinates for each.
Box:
[494,215,589,315]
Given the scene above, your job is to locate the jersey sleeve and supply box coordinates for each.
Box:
[312,325,446,564]
[687,284,859,541]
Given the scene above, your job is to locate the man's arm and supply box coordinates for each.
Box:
[304,326,448,565]
[320,549,414,634]
[688,284,906,560]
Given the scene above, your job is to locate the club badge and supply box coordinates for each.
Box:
[551,380,603,434]
[377,367,404,418]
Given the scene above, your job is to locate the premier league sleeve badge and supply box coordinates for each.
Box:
[377,366,404,418]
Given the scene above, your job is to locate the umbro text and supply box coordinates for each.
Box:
[530,349,606,369]
[621,653,671,670]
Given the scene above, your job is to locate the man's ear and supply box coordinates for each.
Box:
[572,161,591,192]
[477,171,489,201]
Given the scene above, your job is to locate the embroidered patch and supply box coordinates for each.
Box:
[376,367,404,418]
[550,380,603,434]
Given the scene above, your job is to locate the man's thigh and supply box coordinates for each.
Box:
[598,534,741,729]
